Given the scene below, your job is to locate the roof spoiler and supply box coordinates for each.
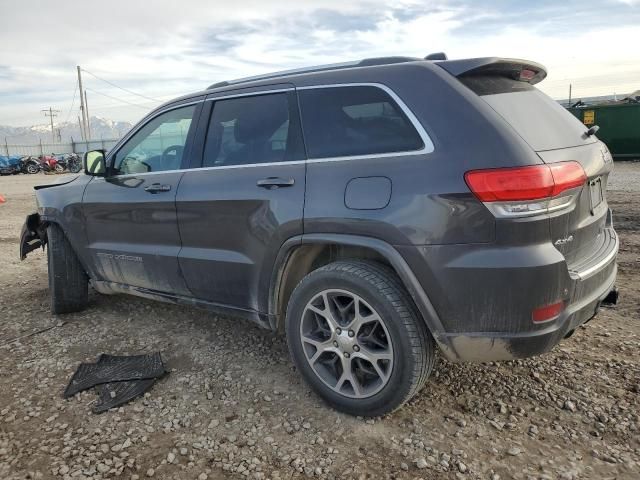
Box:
[436,57,547,85]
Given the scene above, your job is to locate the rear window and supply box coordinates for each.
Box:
[461,76,595,151]
[298,86,424,159]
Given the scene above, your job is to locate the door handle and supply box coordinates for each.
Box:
[144,183,172,193]
[256,177,295,189]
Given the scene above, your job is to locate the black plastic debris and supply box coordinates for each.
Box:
[64,352,167,413]
[64,352,166,397]
[93,379,157,413]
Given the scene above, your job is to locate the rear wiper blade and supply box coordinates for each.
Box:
[586,125,600,137]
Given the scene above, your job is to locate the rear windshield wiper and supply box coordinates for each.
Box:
[586,125,600,137]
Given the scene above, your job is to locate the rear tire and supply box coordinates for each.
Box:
[47,224,88,314]
[285,260,436,416]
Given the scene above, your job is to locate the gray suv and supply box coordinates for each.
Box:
[20,55,619,416]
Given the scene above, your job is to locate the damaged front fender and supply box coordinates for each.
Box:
[20,213,48,260]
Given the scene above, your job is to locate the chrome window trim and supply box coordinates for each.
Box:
[110,160,308,179]
[107,83,434,178]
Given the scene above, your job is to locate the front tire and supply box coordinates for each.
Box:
[47,224,88,314]
[285,260,436,416]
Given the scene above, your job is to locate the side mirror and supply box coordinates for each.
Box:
[84,150,106,176]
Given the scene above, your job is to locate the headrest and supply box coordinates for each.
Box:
[234,95,288,143]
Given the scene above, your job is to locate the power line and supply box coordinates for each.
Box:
[85,87,156,110]
[64,80,79,124]
[82,68,162,103]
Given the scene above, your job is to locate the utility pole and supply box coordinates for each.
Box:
[42,107,60,143]
[78,115,85,141]
[77,66,89,141]
[568,84,572,107]
[84,89,91,140]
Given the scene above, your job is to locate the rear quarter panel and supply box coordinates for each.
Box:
[299,63,561,336]
[301,63,544,247]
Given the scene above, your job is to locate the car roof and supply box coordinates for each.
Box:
[150,56,425,113]
[152,55,547,114]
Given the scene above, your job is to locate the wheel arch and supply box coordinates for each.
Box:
[268,234,446,342]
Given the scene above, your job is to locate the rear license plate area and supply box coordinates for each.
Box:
[589,177,603,212]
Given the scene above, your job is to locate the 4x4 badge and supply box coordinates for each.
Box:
[554,235,574,246]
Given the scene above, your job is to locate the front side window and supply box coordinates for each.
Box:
[113,105,196,175]
[203,92,304,167]
[298,86,424,159]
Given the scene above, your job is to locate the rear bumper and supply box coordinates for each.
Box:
[397,226,619,362]
[437,262,616,361]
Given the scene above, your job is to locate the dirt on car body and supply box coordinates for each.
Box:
[0,168,639,479]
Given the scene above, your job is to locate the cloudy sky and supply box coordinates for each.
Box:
[0,0,638,127]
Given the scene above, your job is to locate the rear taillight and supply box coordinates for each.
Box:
[548,162,588,195]
[465,161,586,217]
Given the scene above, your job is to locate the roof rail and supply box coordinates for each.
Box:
[425,52,448,60]
[206,56,421,90]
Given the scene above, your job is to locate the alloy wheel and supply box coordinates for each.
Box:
[299,289,394,398]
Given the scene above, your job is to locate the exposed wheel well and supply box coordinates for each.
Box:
[273,243,393,331]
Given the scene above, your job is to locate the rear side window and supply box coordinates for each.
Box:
[203,92,304,167]
[298,86,424,159]
[461,76,595,151]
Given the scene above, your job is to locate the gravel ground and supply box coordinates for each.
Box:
[0,166,638,480]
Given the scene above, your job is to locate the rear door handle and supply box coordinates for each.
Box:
[256,177,295,189]
[144,183,172,193]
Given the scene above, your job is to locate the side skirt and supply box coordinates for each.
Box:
[91,280,272,330]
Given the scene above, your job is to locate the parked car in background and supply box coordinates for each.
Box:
[0,155,22,175]
[19,55,619,416]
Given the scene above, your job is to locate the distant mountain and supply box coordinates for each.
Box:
[0,116,133,145]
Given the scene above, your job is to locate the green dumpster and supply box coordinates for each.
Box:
[567,103,640,159]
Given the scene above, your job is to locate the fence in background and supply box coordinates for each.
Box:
[2,138,120,157]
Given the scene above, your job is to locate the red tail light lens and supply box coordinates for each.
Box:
[532,301,565,323]
[465,165,553,201]
[465,162,586,202]
[549,162,588,196]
